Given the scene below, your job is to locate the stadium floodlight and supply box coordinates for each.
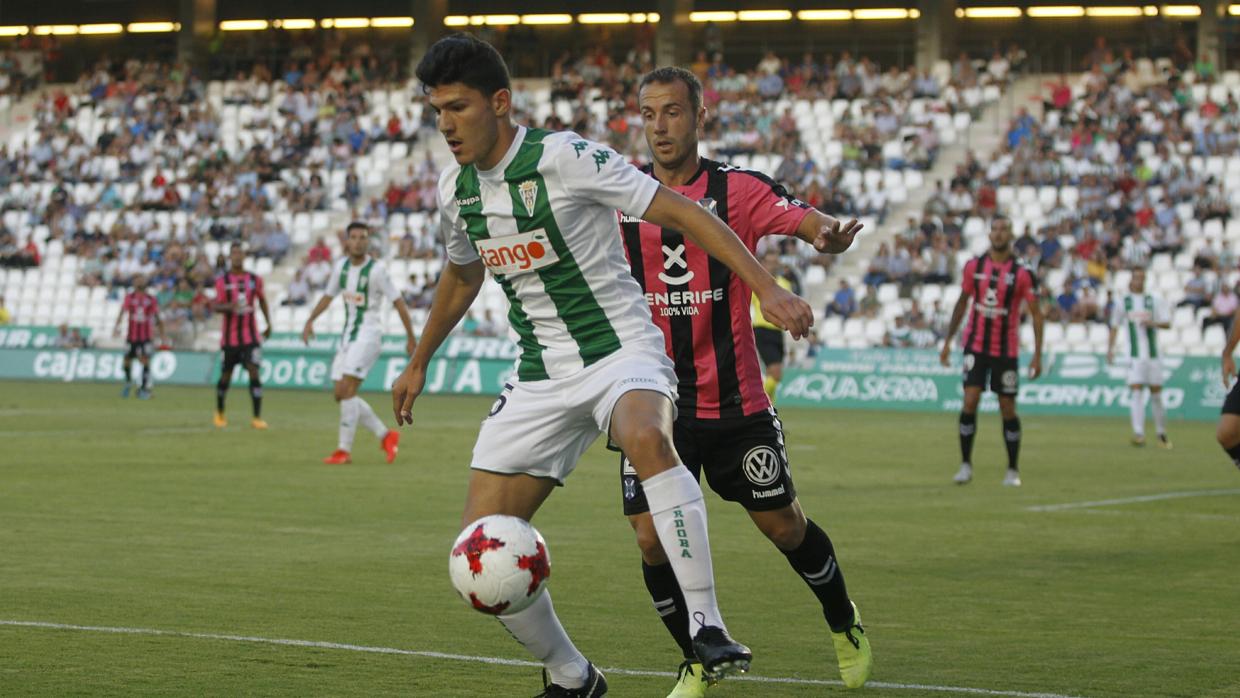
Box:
[1144,4,1160,13]
[444,16,469,26]
[1085,6,1144,15]
[1161,4,1201,15]
[219,20,269,31]
[328,18,371,28]
[127,22,178,32]
[33,25,79,35]
[578,13,630,23]
[1026,6,1086,17]
[521,14,572,25]
[852,8,912,19]
[371,16,414,27]
[962,7,1022,17]
[275,19,316,29]
[738,10,793,21]
[79,23,124,35]
[797,9,852,20]
[1231,4,1240,14]
[483,15,520,25]
[689,11,739,22]
[0,25,29,36]
[636,12,660,22]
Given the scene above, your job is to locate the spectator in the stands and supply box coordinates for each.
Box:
[1058,281,1083,322]
[1178,270,1212,310]
[826,279,857,319]
[863,242,892,287]
[884,315,911,348]
[1204,282,1239,334]
[283,269,310,307]
[924,234,954,284]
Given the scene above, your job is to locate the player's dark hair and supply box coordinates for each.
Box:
[991,214,1011,229]
[639,66,703,120]
[416,33,511,96]
[346,221,370,235]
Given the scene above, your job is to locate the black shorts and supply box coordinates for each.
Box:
[1223,380,1240,416]
[125,341,152,360]
[620,411,796,515]
[754,327,785,366]
[221,344,262,373]
[962,351,1020,395]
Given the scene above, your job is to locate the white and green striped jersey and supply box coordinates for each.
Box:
[326,256,398,344]
[438,126,664,381]
[1112,292,1168,359]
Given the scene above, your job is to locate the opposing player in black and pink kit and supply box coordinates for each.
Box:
[114,274,166,399]
[617,67,872,696]
[213,245,273,429]
[939,216,1045,487]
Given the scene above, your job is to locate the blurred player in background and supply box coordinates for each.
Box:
[114,274,165,399]
[939,216,1044,487]
[302,222,415,465]
[618,66,871,696]
[1216,306,1240,470]
[213,245,272,429]
[752,251,794,403]
[1107,269,1172,448]
[392,34,814,696]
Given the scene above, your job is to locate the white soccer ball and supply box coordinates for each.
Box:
[448,514,551,615]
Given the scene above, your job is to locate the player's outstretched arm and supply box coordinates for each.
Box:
[392,260,485,425]
[796,210,863,254]
[1222,308,1240,387]
[939,292,971,367]
[392,297,417,356]
[1107,325,1118,365]
[642,186,814,339]
[301,295,333,343]
[1027,295,1044,380]
[112,303,126,338]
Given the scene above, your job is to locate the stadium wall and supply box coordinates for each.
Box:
[0,337,1227,421]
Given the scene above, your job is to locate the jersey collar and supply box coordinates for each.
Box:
[477,125,526,180]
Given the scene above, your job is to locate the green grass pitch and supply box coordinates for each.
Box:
[1,381,1238,697]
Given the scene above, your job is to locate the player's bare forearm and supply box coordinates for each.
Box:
[407,260,484,370]
[944,293,970,345]
[642,186,775,294]
[305,295,333,325]
[258,295,272,333]
[1029,299,1044,358]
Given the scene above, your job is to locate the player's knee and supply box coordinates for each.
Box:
[624,423,677,470]
[631,519,667,564]
[1217,422,1239,448]
[758,510,807,551]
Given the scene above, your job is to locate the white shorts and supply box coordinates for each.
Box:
[330,338,382,381]
[1126,358,1164,387]
[470,346,678,483]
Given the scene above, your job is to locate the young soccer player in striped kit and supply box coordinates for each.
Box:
[940,216,1045,486]
[114,274,165,399]
[213,245,272,429]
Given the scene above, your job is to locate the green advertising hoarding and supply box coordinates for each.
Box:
[0,343,1230,420]
[776,348,1228,421]
[0,325,93,349]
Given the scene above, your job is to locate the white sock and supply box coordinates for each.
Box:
[1129,388,1147,437]
[338,398,359,451]
[1150,391,1167,436]
[497,591,589,688]
[642,466,725,632]
[350,397,388,438]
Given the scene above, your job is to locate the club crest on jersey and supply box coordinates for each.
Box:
[475,229,559,276]
[697,197,718,216]
[658,243,695,286]
[518,180,538,217]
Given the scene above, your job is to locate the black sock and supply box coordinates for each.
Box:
[123,362,132,383]
[1003,417,1021,471]
[783,519,855,632]
[1225,443,1240,468]
[641,561,694,660]
[959,412,977,464]
[216,382,228,412]
[250,382,263,418]
[140,365,151,390]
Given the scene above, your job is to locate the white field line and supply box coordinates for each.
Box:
[1027,488,1240,513]
[0,619,1085,698]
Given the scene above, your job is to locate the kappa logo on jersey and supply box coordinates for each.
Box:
[742,445,783,487]
[658,244,695,286]
[475,230,560,276]
[518,180,538,217]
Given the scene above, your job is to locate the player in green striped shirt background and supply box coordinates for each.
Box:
[302,222,417,465]
[1107,269,1172,448]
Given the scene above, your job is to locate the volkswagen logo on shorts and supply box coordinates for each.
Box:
[742,446,783,487]
[1002,370,1018,389]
